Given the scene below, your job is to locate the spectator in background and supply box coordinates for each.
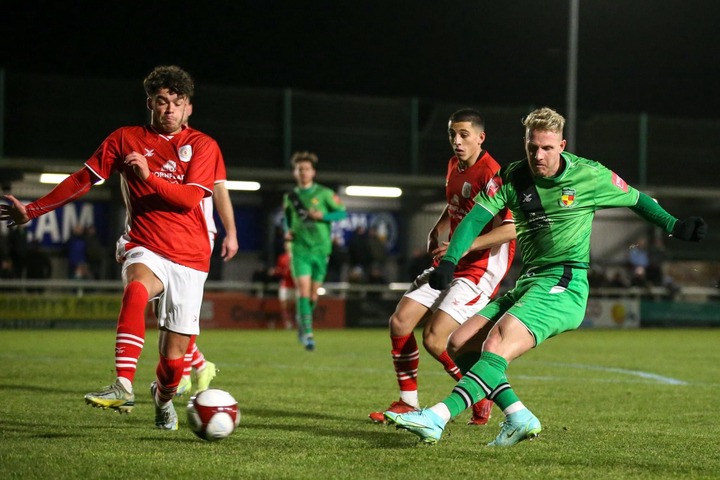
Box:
[627,236,649,285]
[326,235,347,283]
[368,225,388,284]
[646,236,668,286]
[347,225,372,282]
[84,225,106,279]
[0,233,13,284]
[65,224,88,279]
[8,225,28,279]
[407,247,433,281]
[24,239,52,292]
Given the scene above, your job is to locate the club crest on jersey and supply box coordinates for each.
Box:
[559,188,576,208]
[461,181,472,198]
[178,145,193,163]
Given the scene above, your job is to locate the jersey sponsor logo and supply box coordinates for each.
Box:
[461,181,472,198]
[162,160,177,173]
[143,148,155,157]
[611,172,628,192]
[178,145,193,162]
[128,251,143,259]
[559,188,576,208]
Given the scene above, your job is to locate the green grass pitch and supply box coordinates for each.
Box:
[1,328,719,479]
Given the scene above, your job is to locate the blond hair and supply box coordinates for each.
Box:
[290,151,318,167]
[522,107,565,134]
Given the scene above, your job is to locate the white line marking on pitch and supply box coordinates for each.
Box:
[532,362,687,385]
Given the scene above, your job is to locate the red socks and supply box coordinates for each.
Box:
[437,350,462,381]
[155,355,185,403]
[391,334,419,392]
[115,281,148,384]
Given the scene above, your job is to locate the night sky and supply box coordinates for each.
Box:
[4,0,720,119]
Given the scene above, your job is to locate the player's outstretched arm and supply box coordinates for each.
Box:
[428,204,495,290]
[630,192,707,242]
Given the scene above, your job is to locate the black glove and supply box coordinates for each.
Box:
[428,260,455,290]
[672,216,707,241]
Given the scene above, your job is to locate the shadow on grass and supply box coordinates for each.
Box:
[0,383,80,394]
[240,407,424,448]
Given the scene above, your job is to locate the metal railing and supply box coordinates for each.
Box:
[0,279,717,301]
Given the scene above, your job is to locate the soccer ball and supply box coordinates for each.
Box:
[186,389,241,441]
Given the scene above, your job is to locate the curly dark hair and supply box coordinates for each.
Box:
[143,65,195,99]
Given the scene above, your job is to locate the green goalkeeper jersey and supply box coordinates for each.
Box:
[284,183,347,256]
[445,152,677,270]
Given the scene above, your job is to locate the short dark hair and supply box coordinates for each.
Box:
[449,108,485,130]
[143,65,195,100]
[290,151,318,167]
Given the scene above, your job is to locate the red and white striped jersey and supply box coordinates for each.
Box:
[445,151,515,296]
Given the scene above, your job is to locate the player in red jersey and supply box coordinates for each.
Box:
[369,108,517,425]
[176,150,238,396]
[160,99,238,397]
[117,97,236,399]
[272,242,296,329]
[1,65,221,430]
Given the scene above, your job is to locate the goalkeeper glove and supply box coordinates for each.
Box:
[428,260,455,290]
[671,216,707,241]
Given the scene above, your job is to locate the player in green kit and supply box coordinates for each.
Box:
[384,107,707,446]
[283,151,347,351]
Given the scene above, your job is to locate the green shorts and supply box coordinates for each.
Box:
[290,250,329,283]
[477,265,589,346]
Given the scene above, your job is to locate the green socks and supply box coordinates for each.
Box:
[297,297,313,335]
[442,351,508,418]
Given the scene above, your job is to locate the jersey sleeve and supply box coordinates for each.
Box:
[629,192,677,233]
[593,166,640,209]
[25,168,95,220]
[183,137,218,196]
[473,172,511,220]
[443,204,496,264]
[84,128,124,180]
[322,188,347,221]
[214,150,228,183]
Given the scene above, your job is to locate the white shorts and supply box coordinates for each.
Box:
[278,285,295,302]
[121,245,208,336]
[116,233,215,263]
[404,268,492,325]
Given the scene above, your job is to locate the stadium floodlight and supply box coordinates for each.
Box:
[344,186,402,198]
[40,173,70,184]
[40,173,104,185]
[225,181,261,191]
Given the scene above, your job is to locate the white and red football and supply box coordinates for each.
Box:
[186,389,240,441]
